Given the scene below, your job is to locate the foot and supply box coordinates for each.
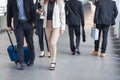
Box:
[93,51,98,56]
[39,51,45,57]
[76,51,81,54]
[100,53,105,57]
[49,63,56,70]
[26,60,34,67]
[48,52,51,58]
[17,62,25,70]
[72,52,75,55]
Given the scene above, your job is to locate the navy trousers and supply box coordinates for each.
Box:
[94,24,109,53]
[68,25,81,52]
[15,21,35,63]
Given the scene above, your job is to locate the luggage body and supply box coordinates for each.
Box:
[7,45,29,63]
[6,30,29,64]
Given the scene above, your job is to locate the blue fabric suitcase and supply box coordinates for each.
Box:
[6,30,29,64]
[7,46,29,63]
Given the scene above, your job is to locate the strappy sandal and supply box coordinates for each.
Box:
[49,63,56,70]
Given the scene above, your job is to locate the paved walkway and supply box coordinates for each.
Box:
[0,3,120,80]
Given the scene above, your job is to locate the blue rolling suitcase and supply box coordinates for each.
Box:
[6,30,29,64]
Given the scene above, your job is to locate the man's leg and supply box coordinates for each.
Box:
[93,24,102,56]
[74,25,80,54]
[15,23,25,70]
[101,25,109,53]
[94,24,102,51]
[68,25,75,53]
[24,22,35,66]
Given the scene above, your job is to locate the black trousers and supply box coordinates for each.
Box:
[68,25,81,52]
[36,19,49,52]
[15,21,35,63]
[94,24,109,53]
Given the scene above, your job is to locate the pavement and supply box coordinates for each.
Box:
[0,3,120,80]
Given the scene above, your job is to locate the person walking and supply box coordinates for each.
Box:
[93,0,118,57]
[7,0,36,70]
[35,0,50,58]
[65,0,85,55]
[43,0,66,70]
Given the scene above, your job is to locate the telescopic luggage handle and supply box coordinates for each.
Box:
[6,30,16,52]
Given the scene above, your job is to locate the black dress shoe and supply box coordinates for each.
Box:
[76,51,81,54]
[26,60,34,67]
[72,52,75,55]
[17,62,25,70]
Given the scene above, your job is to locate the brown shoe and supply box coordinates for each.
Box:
[100,53,105,57]
[93,51,98,56]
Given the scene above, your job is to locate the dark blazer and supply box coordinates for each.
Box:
[65,0,85,27]
[7,0,36,28]
[94,0,118,25]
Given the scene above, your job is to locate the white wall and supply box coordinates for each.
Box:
[0,16,6,29]
[114,0,120,38]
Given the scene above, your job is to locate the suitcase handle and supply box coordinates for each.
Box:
[6,30,16,52]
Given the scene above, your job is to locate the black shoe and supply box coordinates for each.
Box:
[76,51,81,54]
[26,60,34,67]
[72,52,75,55]
[48,56,51,58]
[17,62,25,70]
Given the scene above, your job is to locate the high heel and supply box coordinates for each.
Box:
[39,51,45,57]
[49,63,56,70]
[48,52,51,58]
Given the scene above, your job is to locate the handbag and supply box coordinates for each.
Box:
[91,27,99,40]
[82,27,86,42]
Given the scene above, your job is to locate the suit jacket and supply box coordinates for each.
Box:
[65,0,85,27]
[94,0,118,25]
[43,1,66,30]
[7,0,36,28]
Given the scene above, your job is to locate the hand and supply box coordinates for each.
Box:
[37,9,42,15]
[7,27,12,31]
[82,26,84,30]
[93,23,96,27]
[60,30,64,34]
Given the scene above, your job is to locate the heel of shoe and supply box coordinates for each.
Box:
[100,53,105,57]
[39,51,45,57]
[48,52,51,58]
[49,63,56,70]
[93,51,98,56]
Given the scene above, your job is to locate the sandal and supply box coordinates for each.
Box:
[49,63,56,70]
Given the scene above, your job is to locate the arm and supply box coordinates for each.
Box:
[59,1,66,33]
[113,2,118,19]
[94,2,100,25]
[79,2,85,27]
[7,0,12,28]
[30,0,36,24]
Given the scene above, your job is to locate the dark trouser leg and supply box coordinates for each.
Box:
[24,22,35,62]
[37,19,44,51]
[44,28,49,52]
[101,25,109,53]
[15,23,24,63]
[68,25,75,52]
[74,25,80,51]
[94,24,102,51]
